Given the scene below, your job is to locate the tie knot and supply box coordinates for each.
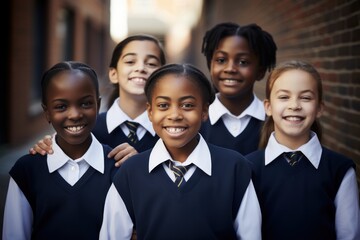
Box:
[167,160,192,187]
[284,151,303,166]
[125,121,140,143]
[125,121,139,132]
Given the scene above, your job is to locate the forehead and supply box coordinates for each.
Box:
[273,69,317,91]
[122,40,161,58]
[47,70,96,94]
[153,74,200,95]
[216,35,251,52]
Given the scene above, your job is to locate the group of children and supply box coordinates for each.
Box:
[2,22,359,240]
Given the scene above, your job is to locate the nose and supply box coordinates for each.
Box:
[224,60,237,73]
[68,106,83,120]
[135,62,146,73]
[288,99,301,110]
[167,106,183,121]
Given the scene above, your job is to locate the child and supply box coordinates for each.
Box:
[2,61,118,239]
[246,60,359,239]
[200,22,277,155]
[99,63,262,239]
[29,34,166,166]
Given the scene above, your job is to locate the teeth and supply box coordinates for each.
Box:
[285,116,302,121]
[166,127,185,133]
[66,125,84,132]
[223,79,237,83]
[131,78,146,83]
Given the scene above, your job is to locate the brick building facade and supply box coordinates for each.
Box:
[186,0,360,184]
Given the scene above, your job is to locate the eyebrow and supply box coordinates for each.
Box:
[155,95,196,101]
[122,53,161,61]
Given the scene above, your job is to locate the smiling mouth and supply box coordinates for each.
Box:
[165,127,186,134]
[65,125,85,132]
[283,116,304,121]
[130,77,146,84]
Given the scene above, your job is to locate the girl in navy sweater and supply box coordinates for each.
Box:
[200,22,277,155]
[100,63,262,239]
[246,60,359,240]
[29,34,166,166]
[3,61,117,239]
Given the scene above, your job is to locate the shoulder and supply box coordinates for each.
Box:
[208,143,250,167]
[321,147,355,167]
[10,154,47,176]
[121,148,152,170]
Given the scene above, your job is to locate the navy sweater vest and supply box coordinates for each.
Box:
[246,148,355,240]
[200,117,263,155]
[10,145,118,240]
[114,144,251,240]
[92,112,159,152]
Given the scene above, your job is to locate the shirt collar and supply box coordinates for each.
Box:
[47,133,105,173]
[208,93,265,124]
[106,98,155,136]
[149,134,212,176]
[265,131,322,168]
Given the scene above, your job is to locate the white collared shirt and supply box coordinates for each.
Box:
[2,133,105,240]
[208,94,265,137]
[106,98,155,139]
[99,134,262,240]
[265,132,359,239]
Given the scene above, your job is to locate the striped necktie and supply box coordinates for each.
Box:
[284,151,303,166]
[167,160,192,187]
[124,121,140,144]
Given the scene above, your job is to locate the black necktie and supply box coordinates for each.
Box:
[167,160,192,187]
[284,151,303,166]
[124,121,139,143]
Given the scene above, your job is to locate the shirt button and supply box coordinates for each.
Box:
[71,166,75,171]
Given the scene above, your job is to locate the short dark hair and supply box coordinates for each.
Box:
[201,22,277,72]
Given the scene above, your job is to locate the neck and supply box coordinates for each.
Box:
[218,93,254,116]
[118,94,147,119]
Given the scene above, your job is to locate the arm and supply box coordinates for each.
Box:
[99,184,133,240]
[234,180,262,240]
[2,178,33,240]
[335,168,359,240]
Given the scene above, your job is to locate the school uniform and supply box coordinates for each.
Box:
[2,134,118,240]
[99,134,262,240]
[200,93,265,155]
[92,98,159,151]
[246,132,359,240]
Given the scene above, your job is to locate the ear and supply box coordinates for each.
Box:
[316,102,324,118]
[202,103,209,122]
[146,102,153,122]
[42,103,51,123]
[264,99,272,117]
[108,68,119,84]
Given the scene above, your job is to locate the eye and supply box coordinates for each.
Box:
[54,104,67,111]
[277,95,289,100]
[146,60,160,68]
[81,101,94,108]
[300,95,313,101]
[237,59,249,65]
[214,57,226,64]
[181,103,195,109]
[157,103,169,110]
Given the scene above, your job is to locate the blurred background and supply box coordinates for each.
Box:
[1,0,359,232]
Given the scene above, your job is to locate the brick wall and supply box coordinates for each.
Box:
[190,0,360,184]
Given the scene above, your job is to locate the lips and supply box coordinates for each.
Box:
[283,116,304,122]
